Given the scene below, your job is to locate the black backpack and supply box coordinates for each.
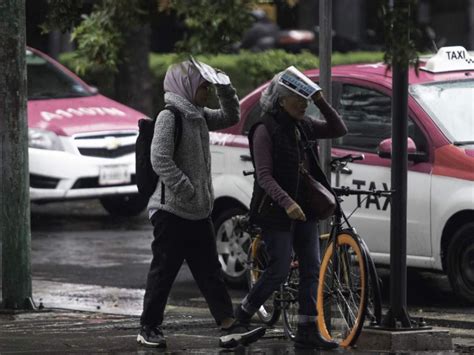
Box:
[135,105,182,199]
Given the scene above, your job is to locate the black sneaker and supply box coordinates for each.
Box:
[234,304,253,325]
[219,321,266,348]
[294,323,338,350]
[137,325,167,348]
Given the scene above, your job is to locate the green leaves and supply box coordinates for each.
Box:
[381,0,420,70]
[43,0,255,72]
[62,50,384,105]
[41,0,84,33]
[71,10,123,74]
[44,0,150,74]
[170,0,256,55]
[236,50,318,88]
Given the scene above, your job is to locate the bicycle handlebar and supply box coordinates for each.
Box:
[333,186,394,197]
[331,154,365,166]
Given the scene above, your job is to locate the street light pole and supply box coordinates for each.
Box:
[357,2,452,350]
[381,0,412,328]
[0,0,34,310]
[382,62,412,328]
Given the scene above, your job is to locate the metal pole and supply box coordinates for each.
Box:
[319,0,333,234]
[0,0,34,310]
[381,0,412,328]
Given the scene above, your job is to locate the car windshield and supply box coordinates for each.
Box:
[27,50,93,100]
[410,79,474,144]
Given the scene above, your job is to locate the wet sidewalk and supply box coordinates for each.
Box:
[0,306,293,355]
[1,304,474,354]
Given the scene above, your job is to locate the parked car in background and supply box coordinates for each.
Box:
[27,47,147,216]
[238,9,315,53]
[210,46,474,303]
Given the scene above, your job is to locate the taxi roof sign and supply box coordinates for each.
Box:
[421,46,474,73]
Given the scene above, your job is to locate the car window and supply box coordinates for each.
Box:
[334,85,391,152]
[27,50,92,100]
[333,84,426,153]
[410,79,474,144]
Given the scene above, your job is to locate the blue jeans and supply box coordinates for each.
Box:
[244,220,320,318]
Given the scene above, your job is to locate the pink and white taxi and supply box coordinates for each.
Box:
[27,47,147,216]
[210,46,474,302]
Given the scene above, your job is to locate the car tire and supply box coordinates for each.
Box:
[447,222,474,303]
[214,208,250,287]
[99,194,148,217]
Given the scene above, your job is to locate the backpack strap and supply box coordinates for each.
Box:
[164,105,183,151]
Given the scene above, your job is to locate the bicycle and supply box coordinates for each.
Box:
[241,154,387,347]
[318,155,387,346]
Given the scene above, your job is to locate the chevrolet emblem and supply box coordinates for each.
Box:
[104,137,120,150]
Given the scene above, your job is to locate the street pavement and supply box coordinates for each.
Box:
[1,201,474,353]
[1,285,474,354]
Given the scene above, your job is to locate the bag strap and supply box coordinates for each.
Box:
[297,125,323,172]
[164,105,183,151]
[297,125,334,193]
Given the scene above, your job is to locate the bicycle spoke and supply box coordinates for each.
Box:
[282,267,300,339]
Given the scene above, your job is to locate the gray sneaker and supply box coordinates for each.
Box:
[219,321,266,348]
[137,325,167,348]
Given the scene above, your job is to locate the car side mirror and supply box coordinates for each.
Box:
[377,137,429,163]
[89,85,99,94]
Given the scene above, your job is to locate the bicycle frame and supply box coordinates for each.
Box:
[316,158,388,345]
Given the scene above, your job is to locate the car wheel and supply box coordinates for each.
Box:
[447,222,474,303]
[99,194,148,217]
[214,208,250,286]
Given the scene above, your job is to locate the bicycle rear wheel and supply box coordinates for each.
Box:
[282,263,299,339]
[317,231,368,347]
[247,236,281,325]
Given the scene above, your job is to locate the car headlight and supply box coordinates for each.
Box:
[28,128,64,151]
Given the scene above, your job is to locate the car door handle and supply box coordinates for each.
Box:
[331,166,353,174]
[240,154,252,162]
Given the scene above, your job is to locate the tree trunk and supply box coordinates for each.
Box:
[0,0,33,309]
[114,25,153,117]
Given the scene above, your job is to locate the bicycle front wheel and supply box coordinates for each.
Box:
[247,236,281,325]
[317,231,368,347]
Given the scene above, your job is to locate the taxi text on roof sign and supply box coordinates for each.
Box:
[421,46,474,73]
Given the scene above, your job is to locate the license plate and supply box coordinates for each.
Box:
[99,165,131,185]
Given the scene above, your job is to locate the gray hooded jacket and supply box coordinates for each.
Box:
[148,84,240,220]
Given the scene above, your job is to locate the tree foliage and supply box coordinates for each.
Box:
[42,0,257,73]
[43,0,150,74]
[380,0,420,69]
[41,0,84,33]
[170,0,255,54]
